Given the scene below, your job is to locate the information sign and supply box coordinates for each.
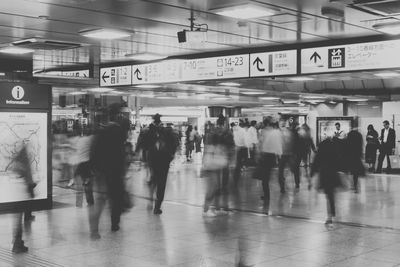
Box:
[250,50,297,77]
[301,40,400,74]
[100,66,132,86]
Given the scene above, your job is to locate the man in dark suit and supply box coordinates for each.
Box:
[376,120,396,173]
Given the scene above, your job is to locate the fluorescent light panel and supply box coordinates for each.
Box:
[0,46,34,54]
[219,82,241,87]
[290,77,314,81]
[126,52,167,61]
[135,84,161,89]
[241,91,265,95]
[259,97,280,100]
[373,22,400,35]
[80,29,131,39]
[347,98,368,102]
[374,72,400,78]
[87,88,114,93]
[212,3,278,19]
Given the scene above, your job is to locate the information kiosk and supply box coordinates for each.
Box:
[0,82,52,212]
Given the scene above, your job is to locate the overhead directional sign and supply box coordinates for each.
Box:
[100,66,132,86]
[130,55,249,85]
[250,50,297,77]
[301,40,400,74]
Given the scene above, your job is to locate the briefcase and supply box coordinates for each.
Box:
[389,155,400,169]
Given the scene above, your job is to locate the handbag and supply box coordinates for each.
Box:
[389,155,400,169]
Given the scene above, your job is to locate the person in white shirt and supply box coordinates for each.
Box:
[256,117,282,215]
[246,120,259,165]
[232,121,247,186]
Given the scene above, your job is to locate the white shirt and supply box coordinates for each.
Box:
[247,126,259,146]
[383,128,389,143]
[233,126,246,147]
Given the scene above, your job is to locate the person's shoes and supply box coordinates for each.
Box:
[354,188,359,193]
[280,188,286,194]
[12,241,28,253]
[90,232,101,240]
[264,210,270,216]
[203,210,217,217]
[325,218,333,225]
[111,225,120,232]
[67,180,75,187]
[153,208,163,215]
[375,170,382,174]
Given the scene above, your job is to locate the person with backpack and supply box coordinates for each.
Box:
[141,113,179,215]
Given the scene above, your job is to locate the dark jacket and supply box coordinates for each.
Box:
[380,128,396,149]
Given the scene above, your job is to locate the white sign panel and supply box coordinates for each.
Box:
[0,112,47,203]
[250,50,297,77]
[100,66,132,86]
[183,54,249,81]
[131,55,249,84]
[301,40,400,74]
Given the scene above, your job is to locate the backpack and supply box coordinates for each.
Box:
[146,124,178,161]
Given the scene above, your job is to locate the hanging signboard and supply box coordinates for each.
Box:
[130,55,249,85]
[250,50,297,77]
[301,40,400,74]
[100,66,132,86]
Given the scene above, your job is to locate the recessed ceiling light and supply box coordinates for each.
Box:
[0,46,34,54]
[134,84,162,89]
[125,52,167,61]
[289,77,314,81]
[374,72,400,78]
[373,22,400,35]
[156,96,175,99]
[282,100,299,104]
[347,98,368,102]
[263,104,276,107]
[211,3,279,19]
[219,82,241,87]
[80,29,132,39]
[87,88,114,93]
[69,91,86,95]
[259,97,280,100]
[241,91,265,95]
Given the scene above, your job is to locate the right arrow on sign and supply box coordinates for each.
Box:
[134,68,142,80]
[253,57,265,72]
[102,71,110,83]
[310,52,321,63]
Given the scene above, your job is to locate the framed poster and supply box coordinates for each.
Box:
[316,117,355,144]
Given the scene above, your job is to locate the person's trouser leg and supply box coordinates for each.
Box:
[13,212,23,243]
[233,147,246,186]
[278,155,288,192]
[353,173,359,191]
[386,153,392,171]
[88,192,107,236]
[376,150,386,173]
[291,155,301,188]
[203,171,217,212]
[325,187,335,218]
[155,162,170,210]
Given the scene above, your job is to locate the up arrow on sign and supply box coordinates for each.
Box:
[253,57,265,72]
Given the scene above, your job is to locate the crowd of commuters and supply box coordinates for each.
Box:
[10,104,397,253]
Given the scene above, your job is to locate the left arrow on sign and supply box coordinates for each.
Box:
[102,71,110,83]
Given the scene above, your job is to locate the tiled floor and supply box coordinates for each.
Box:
[2,158,400,266]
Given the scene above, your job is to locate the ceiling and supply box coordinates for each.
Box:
[1,0,400,108]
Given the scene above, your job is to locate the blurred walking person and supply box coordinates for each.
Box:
[232,121,247,187]
[346,129,365,193]
[11,143,36,253]
[141,114,179,215]
[74,131,94,207]
[256,117,282,215]
[185,125,195,161]
[202,115,234,217]
[297,123,316,189]
[311,139,342,225]
[278,119,300,192]
[365,124,379,172]
[89,104,129,239]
